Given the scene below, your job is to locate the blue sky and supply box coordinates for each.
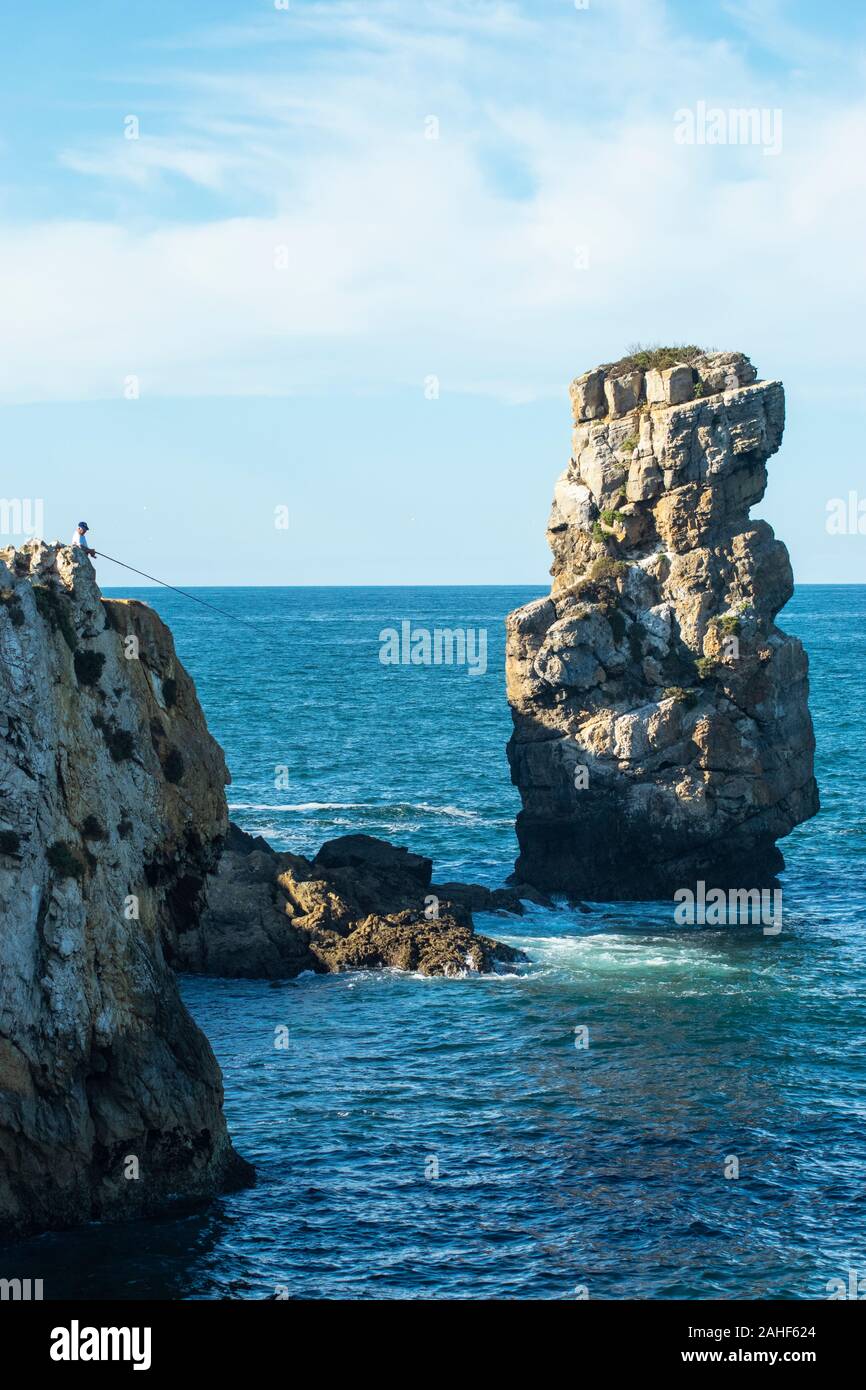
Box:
[1,0,864,584]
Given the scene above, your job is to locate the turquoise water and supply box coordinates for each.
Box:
[5,585,866,1299]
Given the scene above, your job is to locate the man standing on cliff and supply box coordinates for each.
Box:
[71,521,96,558]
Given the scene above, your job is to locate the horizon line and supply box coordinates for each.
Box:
[99,580,865,590]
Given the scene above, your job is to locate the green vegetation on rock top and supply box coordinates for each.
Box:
[602,343,707,376]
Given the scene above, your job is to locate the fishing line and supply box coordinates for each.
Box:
[93,551,263,634]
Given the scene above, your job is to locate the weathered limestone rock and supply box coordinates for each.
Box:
[0,543,251,1237]
[506,351,819,899]
[645,364,694,406]
[569,368,606,422]
[604,368,643,416]
[179,829,526,978]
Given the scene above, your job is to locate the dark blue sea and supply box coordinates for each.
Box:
[8,585,866,1299]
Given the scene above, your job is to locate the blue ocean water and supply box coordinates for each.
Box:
[6,585,866,1300]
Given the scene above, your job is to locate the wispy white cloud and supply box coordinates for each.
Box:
[59,139,238,190]
[147,0,537,53]
[1,0,864,404]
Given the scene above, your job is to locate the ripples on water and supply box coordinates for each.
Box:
[5,586,865,1299]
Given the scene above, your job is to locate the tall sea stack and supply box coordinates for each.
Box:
[0,543,250,1236]
[506,350,819,899]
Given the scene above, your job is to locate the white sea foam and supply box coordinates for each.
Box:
[228,799,485,821]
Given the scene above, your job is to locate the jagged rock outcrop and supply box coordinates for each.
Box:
[506,350,819,898]
[175,829,525,978]
[0,543,251,1237]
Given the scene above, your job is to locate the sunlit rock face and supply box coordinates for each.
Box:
[506,351,819,899]
[181,827,525,979]
[0,543,251,1237]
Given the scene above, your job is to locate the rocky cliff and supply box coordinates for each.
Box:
[0,542,251,1236]
[506,349,819,898]
[0,543,522,1237]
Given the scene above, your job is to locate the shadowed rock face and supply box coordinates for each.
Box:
[506,351,819,899]
[175,829,525,978]
[0,543,252,1237]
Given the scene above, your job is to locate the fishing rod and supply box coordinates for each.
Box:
[93,550,263,634]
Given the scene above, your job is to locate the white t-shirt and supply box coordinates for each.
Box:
[71,530,90,548]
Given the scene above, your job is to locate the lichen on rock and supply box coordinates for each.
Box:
[0,542,252,1237]
[506,351,819,899]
